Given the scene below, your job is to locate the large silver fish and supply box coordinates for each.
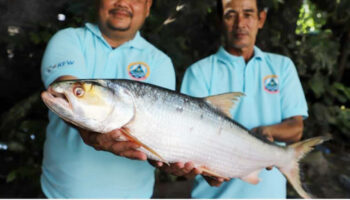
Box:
[41,79,330,198]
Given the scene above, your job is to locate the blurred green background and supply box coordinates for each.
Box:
[0,0,349,198]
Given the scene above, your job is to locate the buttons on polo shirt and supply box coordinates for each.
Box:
[236,57,246,93]
[243,59,258,96]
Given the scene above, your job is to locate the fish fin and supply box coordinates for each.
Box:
[240,170,261,185]
[280,135,331,199]
[198,167,228,180]
[204,92,245,118]
[120,127,169,165]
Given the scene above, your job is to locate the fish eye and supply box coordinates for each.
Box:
[73,87,85,97]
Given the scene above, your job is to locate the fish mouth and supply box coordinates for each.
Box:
[41,87,72,112]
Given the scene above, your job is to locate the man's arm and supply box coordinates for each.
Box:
[41,29,147,161]
[251,116,304,143]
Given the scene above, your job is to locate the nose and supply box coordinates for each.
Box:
[235,14,246,28]
[114,0,129,6]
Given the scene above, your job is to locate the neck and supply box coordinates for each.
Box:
[100,26,136,48]
[225,45,255,63]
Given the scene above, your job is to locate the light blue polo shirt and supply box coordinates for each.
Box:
[181,46,308,198]
[40,23,175,198]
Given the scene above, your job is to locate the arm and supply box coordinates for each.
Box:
[251,116,303,143]
[41,30,147,161]
[253,59,307,143]
[41,29,88,88]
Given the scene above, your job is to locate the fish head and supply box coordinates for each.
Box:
[41,79,135,133]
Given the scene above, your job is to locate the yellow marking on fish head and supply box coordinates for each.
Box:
[73,82,108,106]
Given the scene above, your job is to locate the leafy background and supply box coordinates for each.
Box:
[0,0,349,198]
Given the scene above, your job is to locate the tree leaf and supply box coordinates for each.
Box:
[6,171,17,183]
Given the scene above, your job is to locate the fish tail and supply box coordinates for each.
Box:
[280,135,331,199]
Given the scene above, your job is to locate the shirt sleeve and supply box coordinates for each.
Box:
[280,58,308,119]
[148,54,176,91]
[180,64,209,98]
[41,28,88,88]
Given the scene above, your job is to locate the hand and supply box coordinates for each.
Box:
[149,161,201,179]
[149,160,230,186]
[250,116,304,143]
[78,128,147,160]
[251,126,274,142]
[202,175,229,187]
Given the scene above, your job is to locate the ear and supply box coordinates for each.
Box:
[258,10,267,29]
[145,0,153,17]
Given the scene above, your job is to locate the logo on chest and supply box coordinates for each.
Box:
[127,62,150,81]
[263,75,279,94]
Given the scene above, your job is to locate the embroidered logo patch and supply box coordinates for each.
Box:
[263,75,279,94]
[127,62,150,81]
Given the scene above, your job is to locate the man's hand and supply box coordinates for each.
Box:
[251,117,304,171]
[251,116,304,143]
[202,176,229,187]
[251,126,274,142]
[79,128,147,160]
[149,161,201,179]
[149,161,230,187]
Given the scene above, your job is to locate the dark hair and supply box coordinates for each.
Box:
[216,0,265,19]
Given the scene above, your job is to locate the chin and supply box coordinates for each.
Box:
[107,23,131,32]
[233,40,252,48]
[230,43,248,49]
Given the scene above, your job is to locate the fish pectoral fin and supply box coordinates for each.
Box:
[240,170,261,185]
[120,127,169,165]
[204,92,245,118]
[198,167,229,180]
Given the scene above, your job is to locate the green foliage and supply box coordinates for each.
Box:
[296,0,326,34]
[143,0,219,84]
[293,0,350,147]
[0,92,47,197]
[253,0,350,148]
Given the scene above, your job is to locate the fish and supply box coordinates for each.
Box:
[41,79,330,198]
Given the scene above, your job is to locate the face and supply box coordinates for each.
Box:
[221,0,266,50]
[98,0,152,33]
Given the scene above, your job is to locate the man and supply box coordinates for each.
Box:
[176,0,308,198]
[40,0,175,198]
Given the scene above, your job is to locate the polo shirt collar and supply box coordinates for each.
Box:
[253,46,264,60]
[85,22,147,50]
[216,46,265,63]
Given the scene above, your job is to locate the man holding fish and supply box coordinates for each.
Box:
[41,0,313,199]
[167,0,308,198]
[40,0,176,198]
